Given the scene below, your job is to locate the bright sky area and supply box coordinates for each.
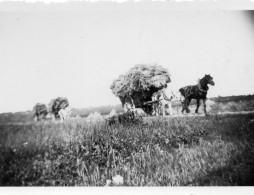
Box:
[0,2,254,113]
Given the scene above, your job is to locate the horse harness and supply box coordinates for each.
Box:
[183,83,208,98]
[197,83,208,94]
[154,89,173,102]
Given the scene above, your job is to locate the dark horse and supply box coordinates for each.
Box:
[179,74,215,114]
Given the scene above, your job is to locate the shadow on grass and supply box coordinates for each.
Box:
[186,114,254,186]
[186,147,254,186]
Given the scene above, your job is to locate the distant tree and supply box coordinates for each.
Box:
[110,64,171,114]
[33,103,48,121]
[48,97,69,119]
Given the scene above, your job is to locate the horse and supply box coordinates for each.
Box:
[58,107,71,121]
[179,74,215,115]
[152,87,176,116]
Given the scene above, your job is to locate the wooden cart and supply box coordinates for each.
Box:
[143,99,163,116]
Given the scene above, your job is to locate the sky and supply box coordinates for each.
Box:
[0,2,254,113]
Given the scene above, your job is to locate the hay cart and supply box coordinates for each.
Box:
[143,99,162,116]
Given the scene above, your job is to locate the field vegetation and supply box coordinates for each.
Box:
[1,112,254,186]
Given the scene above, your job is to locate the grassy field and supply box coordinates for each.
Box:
[0,113,254,186]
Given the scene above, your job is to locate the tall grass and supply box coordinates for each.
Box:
[0,114,254,186]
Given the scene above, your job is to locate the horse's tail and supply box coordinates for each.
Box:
[179,88,185,97]
[179,87,187,103]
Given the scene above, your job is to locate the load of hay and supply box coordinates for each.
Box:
[33,103,48,121]
[110,64,171,114]
[48,97,69,119]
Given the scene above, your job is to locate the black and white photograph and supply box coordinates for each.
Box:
[0,0,254,192]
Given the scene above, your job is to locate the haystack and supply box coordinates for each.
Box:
[109,109,117,117]
[48,97,69,118]
[33,103,48,121]
[86,111,104,122]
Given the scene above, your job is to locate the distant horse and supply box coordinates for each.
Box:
[179,74,215,114]
[58,107,71,121]
[152,87,176,116]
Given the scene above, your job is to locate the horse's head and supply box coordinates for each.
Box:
[204,74,215,86]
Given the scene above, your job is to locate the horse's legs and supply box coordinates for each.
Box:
[52,114,56,121]
[162,102,166,116]
[195,99,200,113]
[160,100,167,116]
[167,101,173,116]
[153,103,158,116]
[60,113,64,122]
[156,102,160,116]
[180,93,186,114]
[186,98,191,113]
[181,100,186,113]
[203,98,207,115]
